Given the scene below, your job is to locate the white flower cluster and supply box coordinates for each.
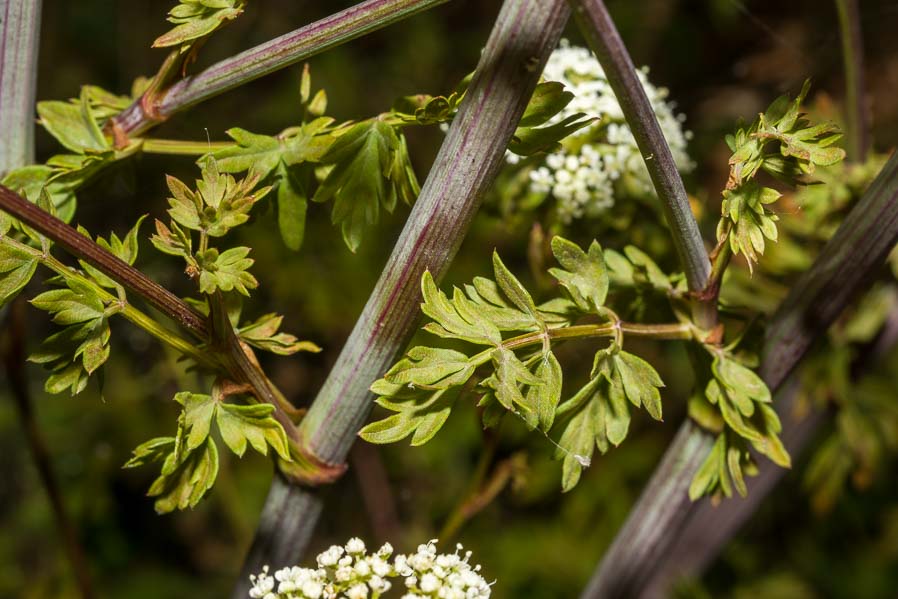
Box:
[248,538,491,599]
[512,39,694,223]
[395,540,492,599]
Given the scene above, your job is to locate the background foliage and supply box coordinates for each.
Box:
[2,0,898,597]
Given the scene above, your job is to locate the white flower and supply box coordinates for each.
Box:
[248,538,490,599]
[345,537,367,555]
[317,545,344,568]
[508,39,694,224]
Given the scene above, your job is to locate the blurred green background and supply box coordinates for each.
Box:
[3,0,898,597]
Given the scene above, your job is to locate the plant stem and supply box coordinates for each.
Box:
[0,0,42,176]
[139,138,233,156]
[0,189,301,457]
[503,321,692,351]
[835,0,869,163]
[208,292,300,443]
[1,6,94,595]
[0,234,213,367]
[641,305,898,597]
[0,184,208,338]
[579,151,898,599]
[569,0,711,306]
[231,1,571,594]
[112,0,451,138]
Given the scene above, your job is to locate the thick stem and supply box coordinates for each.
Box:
[0,6,94,594]
[0,0,42,176]
[231,1,572,594]
[835,0,869,163]
[112,0,450,138]
[579,151,898,599]
[0,184,208,338]
[639,306,898,598]
[569,0,711,303]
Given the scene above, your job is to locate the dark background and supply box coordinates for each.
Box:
[2,0,898,597]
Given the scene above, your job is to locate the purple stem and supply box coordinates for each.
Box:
[230,0,571,595]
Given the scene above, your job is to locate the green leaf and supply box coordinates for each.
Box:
[37,90,110,154]
[164,174,202,230]
[556,394,599,492]
[238,313,320,356]
[492,251,539,320]
[391,87,466,126]
[79,216,147,288]
[463,277,541,331]
[689,433,725,501]
[28,278,112,394]
[383,346,475,390]
[519,81,574,128]
[174,392,217,451]
[149,438,219,514]
[312,121,418,251]
[150,219,193,259]
[713,356,771,404]
[216,402,291,460]
[420,271,502,345]
[124,437,176,469]
[509,113,596,156]
[214,128,282,177]
[527,351,562,432]
[485,347,543,424]
[360,387,457,446]
[2,164,78,223]
[276,164,308,251]
[548,236,608,312]
[197,246,257,296]
[615,351,664,420]
[31,285,104,326]
[154,0,245,48]
[0,243,38,308]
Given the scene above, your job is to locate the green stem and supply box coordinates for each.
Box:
[0,184,208,338]
[462,321,693,368]
[0,0,42,176]
[0,234,213,367]
[139,138,233,156]
[835,0,869,163]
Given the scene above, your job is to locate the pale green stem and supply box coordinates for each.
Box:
[0,0,42,176]
[465,321,694,366]
[835,0,869,163]
[0,234,213,367]
[138,138,233,156]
